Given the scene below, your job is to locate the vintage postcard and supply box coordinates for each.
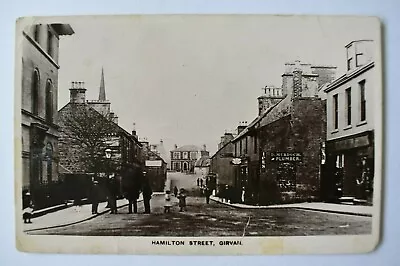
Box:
[14,15,383,255]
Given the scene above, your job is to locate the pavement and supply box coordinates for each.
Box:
[210,196,373,217]
[23,192,164,232]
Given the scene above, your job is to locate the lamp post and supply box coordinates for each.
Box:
[104,148,112,209]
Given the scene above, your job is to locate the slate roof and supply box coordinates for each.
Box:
[171,145,201,152]
[195,156,211,167]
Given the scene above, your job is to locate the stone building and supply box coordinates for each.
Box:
[20,23,74,208]
[141,140,167,192]
[229,60,337,205]
[209,132,236,194]
[322,40,376,205]
[149,139,170,169]
[170,145,209,173]
[58,73,144,201]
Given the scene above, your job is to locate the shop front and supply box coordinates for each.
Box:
[325,131,374,205]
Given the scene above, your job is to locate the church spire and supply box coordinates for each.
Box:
[99,67,106,101]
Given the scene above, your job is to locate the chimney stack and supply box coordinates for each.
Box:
[132,123,137,138]
[174,144,178,149]
[69,81,87,103]
[292,62,303,99]
[237,121,247,134]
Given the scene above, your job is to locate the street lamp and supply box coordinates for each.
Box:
[105,148,112,159]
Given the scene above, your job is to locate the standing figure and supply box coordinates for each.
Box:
[204,186,211,204]
[200,178,204,187]
[108,176,118,214]
[177,188,187,212]
[197,178,200,186]
[142,172,153,214]
[173,186,178,197]
[22,191,34,224]
[90,181,101,214]
[164,190,172,213]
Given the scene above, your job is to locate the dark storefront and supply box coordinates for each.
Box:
[323,131,374,205]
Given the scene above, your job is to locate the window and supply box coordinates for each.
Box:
[173,152,181,160]
[45,80,53,123]
[336,154,345,168]
[182,152,188,159]
[34,24,41,43]
[333,94,339,129]
[47,29,53,57]
[32,69,40,115]
[346,45,354,71]
[190,152,197,160]
[347,58,353,71]
[346,88,351,126]
[360,80,366,121]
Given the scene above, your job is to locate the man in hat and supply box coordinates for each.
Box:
[22,191,34,223]
[90,181,101,214]
[142,171,153,214]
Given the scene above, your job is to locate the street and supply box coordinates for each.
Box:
[28,172,372,237]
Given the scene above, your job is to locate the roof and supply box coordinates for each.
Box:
[324,61,374,93]
[195,156,211,167]
[232,97,286,142]
[171,145,201,152]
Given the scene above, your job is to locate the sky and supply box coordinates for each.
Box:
[56,15,378,156]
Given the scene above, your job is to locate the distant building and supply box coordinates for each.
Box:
[323,40,375,205]
[149,139,169,169]
[141,140,167,192]
[170,144,209,173]
[194,156,211,176]
[21,23,74,208]
[210,132,235,196]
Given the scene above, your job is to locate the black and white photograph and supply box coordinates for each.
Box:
[14,15,382,255]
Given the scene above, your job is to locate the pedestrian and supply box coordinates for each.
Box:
[142,172,153,214]
[164,190,172,213]
[90,181,101,214]
[173,186,178,197]
[107,175,118,214]
[177,188,187,212]
[205,186,211,204]
[197,178,200,186]
[200,178,203,187]
[122,168,141,214]
[22,191,33,224]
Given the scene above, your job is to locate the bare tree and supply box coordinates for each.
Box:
[58,104,118,177]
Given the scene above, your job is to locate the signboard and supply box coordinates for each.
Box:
[270,152,302,162]
[145,160,162,167]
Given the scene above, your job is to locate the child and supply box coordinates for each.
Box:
[22,192,33,224]
[164,190,172,213]
[177,188,187,212]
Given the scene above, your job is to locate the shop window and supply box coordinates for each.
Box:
[336,154,345,168]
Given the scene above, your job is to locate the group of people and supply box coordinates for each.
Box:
[91,170,153,215]
[164,186,187,213]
